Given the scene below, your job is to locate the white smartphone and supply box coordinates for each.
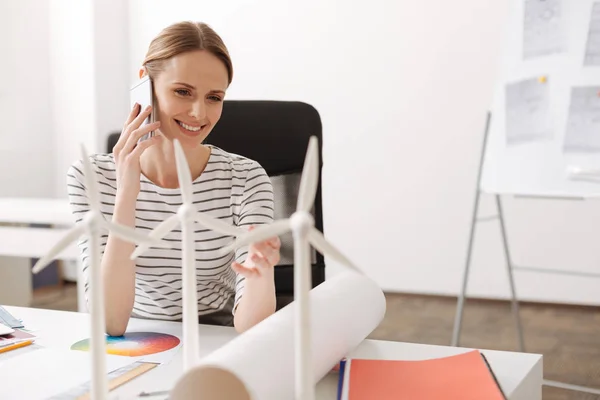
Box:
[130,75,156,142]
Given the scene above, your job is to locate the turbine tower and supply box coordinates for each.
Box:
[220,136,361,400]
[32,144,159,400]
[129,139,245,372]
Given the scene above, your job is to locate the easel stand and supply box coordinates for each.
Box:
[451,112,600,397]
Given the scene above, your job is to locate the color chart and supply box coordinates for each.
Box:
[71,331,180,357]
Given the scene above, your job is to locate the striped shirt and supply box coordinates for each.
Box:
[66,145,274,326]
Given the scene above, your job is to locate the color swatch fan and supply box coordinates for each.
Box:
[71,332,180,357]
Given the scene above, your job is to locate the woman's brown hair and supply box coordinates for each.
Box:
[142,21,233,85]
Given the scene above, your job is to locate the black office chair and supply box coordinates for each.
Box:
[106,100,326,309]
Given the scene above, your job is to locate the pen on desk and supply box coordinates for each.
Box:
[0,339,33,354]
[137,390,170,397]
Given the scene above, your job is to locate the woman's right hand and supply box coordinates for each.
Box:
[112,103,161,199]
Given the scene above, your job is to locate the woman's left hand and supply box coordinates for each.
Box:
[231,226,281,279]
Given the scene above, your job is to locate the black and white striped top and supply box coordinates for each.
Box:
[66,145,274,326]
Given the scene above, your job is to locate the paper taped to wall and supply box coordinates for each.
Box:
[169,271,387,400]
[523,0,565,59]
[505,77,552,145]
[563,86,600,152]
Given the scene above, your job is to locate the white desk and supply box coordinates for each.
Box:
[0,197,73,226]
[0,197,77,260]
[0,198,82,309]
[1,306,543,399]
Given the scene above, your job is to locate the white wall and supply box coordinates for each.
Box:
[92,0,130,155]
[1,0,129,200]
[0,0,54,198]
[0,1,129,294]
[49,0,131,198]
[0,0,54,306]
[126,0,600,306]
[49,0,97,198]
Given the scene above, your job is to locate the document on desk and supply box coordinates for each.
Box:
[563,86,600,152]
[338,350,507,400]
[0,348,133,400]
[523,0,565,59]
[505,77,552,145]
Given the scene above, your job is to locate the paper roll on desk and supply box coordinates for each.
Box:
[170,271,386,400]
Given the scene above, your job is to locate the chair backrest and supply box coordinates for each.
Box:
[206,100,326,303]
[106,100,326,305]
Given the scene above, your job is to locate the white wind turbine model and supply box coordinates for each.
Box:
[129,139,245,372]
[31,144,160,400]
[219,136,361,400]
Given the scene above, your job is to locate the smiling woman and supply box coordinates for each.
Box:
[65,21,281,336]
[146,49,227,147]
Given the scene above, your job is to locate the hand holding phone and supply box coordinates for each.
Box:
[110,73,161,197]
[130,75,156,141]
[112,102,161,197]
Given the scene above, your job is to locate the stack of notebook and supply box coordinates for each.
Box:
[0,329,36,354]
[337,350,507,400]
[0,307,36,355]
[0,330,35,354]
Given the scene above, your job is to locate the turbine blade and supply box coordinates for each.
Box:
[32,224,86,274]
[102,219,161,247]
[221,219,291,254]
[297,136,320,213]
[193,212,243,237]
[173,139,193,204]
[130,215,180,259]
[80,143,101,211]
[147,214,180,241]
[307,228,361,273]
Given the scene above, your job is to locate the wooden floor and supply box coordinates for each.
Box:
[32,284,600,399]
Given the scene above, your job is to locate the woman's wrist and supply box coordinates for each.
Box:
[113,192,138,226]
[245,266,275,286]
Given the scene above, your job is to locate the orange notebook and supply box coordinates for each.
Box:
[339,350,507,400]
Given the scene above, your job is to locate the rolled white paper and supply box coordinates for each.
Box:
[170,271,387,400]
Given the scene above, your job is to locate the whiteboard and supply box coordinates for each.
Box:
[481,0,600,198]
